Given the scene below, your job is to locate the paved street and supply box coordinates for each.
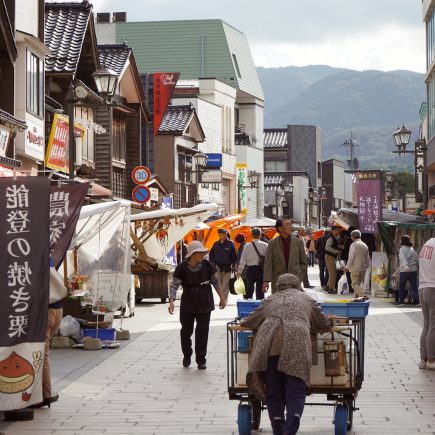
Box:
[1,266,434,435]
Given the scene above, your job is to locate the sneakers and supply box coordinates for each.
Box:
[419,360,427,369]
[197,363,207,370]
[182,357,191,368]
[427,361,435,370]
[416,303,421,308]
[396,303,405,307]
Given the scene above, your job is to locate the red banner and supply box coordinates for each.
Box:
[153,72,180,136]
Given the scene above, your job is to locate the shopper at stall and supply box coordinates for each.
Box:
[343,230,370,298]
[209,228,237,302]
[241,273,334,435]
[235,233,248,297]
[397,235,420,306]
[306,233,316,267]
[418,236,435,370]
[296,227,314,289]
[324,226,341,293]
[237,227,268,300]
[168,241,226,370]
[262,218,308,294]
[315,228,329,289]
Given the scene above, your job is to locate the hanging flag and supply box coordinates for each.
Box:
[50,182,89,269]
[153,72,180,136]
[0,177,50,410]
[356,171,383,234]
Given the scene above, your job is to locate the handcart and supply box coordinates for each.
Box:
[227,300,369,435]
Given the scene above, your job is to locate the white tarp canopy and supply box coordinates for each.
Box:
[244,216,277,227]
[66,200,131,312]
[131,203,218,264]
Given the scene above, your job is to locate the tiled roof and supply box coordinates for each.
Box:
[0,109,27,129]
[264,171,309,186]
[158,105,194,134]
[45,94,64,112]
[264,129,288,148]
[45,1,92,73]
[98,43,131,76]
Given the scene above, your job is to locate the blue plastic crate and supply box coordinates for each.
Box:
[237,300,262,318]
[82,327,116,341]
[237,331,252,352]
[320,301,370,318]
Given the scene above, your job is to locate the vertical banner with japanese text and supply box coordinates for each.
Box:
[50,182,89,269]
[236,163,248,214]
[0,177,50,410]
[153,72,180,136]
[356,171,383,234]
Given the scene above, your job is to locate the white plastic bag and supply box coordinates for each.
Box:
[59,315,83,343]
[49,266,68,304]
[234,277,246,295]
[338,274,349,295]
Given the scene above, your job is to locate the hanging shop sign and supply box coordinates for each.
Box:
[0,177,50,410]
[236,163,248,214]
[356,171,383,234]
[153,72,180,136]
[201,169,222,183]
[45,114,86,173]
[205,153,222,168]
[0,125,10,156]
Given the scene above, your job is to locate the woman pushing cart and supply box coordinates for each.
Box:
[227,273,368,435]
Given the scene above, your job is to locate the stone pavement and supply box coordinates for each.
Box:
[1,266,434,435]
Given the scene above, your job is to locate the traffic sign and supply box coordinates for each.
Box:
[132,185,151,204]
[131,165,151,185]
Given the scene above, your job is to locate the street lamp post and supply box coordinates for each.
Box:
[392,124,428,210]
[274,182,293,219]
[193,152,208,204]
[237,170,260,214]
[67,68,118,180]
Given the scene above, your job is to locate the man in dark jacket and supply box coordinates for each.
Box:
[209,228,237,302]
[315,229,329,289]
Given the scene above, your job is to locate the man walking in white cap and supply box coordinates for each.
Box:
[168,241,226,370]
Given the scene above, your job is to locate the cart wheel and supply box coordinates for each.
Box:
[345,400,353,430]
[251,398,261,430]
[237,403,252,435]
[334,404,348,435]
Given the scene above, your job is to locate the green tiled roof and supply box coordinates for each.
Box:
[113,19,263,100]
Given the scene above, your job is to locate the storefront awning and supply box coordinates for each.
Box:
[0,163,26,177]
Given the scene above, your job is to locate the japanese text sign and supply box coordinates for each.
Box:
[153,72,180,136]
[0,177,50,410]
[45,114,85,173]
[356,171,382,234]
[236,163,248,214]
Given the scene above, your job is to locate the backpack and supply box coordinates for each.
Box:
[252,241,265,270]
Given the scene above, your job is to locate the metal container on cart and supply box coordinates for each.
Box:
[227,300,369,435]
[134,270,172,303]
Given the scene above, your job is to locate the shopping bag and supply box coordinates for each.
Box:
[337,273,349,295]
[49,266,68,304]
[234,277,246,295]
[229,272,237,295]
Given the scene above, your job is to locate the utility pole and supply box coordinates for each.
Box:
[342,133,359,171]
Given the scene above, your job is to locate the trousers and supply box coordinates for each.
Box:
[325,255,337,290]
[180,311,211,364]
[419,287,435,361]
[245,265,264,300]
[350,271,365,298]
[265,356,307,435]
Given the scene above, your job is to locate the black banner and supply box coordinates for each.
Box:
[50,182,88,269]
[0,177,50,409]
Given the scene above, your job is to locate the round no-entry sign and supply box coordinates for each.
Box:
[131,166,151,185]
[132,185,151,204]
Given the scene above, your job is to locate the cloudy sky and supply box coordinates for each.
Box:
[90,0,425,72]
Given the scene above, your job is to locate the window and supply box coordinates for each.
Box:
[26,50,44,117]
[265,160,287,171]
[113,111,126,162]
[232,54,242,79]
[212,183,219,191]
[113,167,127,198]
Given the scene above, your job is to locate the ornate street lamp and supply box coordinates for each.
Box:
[248,170,260,188]
[193,152,208,169]
[392,124,412,155]
[92,68,119,100]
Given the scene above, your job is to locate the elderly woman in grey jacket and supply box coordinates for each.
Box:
[241,273,334,435]
[398,235,420,306]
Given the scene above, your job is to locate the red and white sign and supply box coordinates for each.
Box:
[131,166,151,185]
[153,72,180,136]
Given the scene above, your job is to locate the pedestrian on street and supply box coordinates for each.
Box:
[315,228,329,289]
[168,241,226,370]
[306,234,316,267]
[296,226,314,288]
[209,228,237,302]
[262,217,308,294]
[324,226,342,293]
[397,235,419,306]
[340,226,356,293]
[343,230,370,298]
[418,236,435,370]
[241,273,334,435]
[237,227,268,300]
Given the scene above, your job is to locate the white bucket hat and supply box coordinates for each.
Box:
[185,241,209,258]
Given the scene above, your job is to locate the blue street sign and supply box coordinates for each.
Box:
[205,153,222,168]
[132,185,151,203]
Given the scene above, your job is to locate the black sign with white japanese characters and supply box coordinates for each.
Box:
[0,177,50,409]
[50,183,88,269]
